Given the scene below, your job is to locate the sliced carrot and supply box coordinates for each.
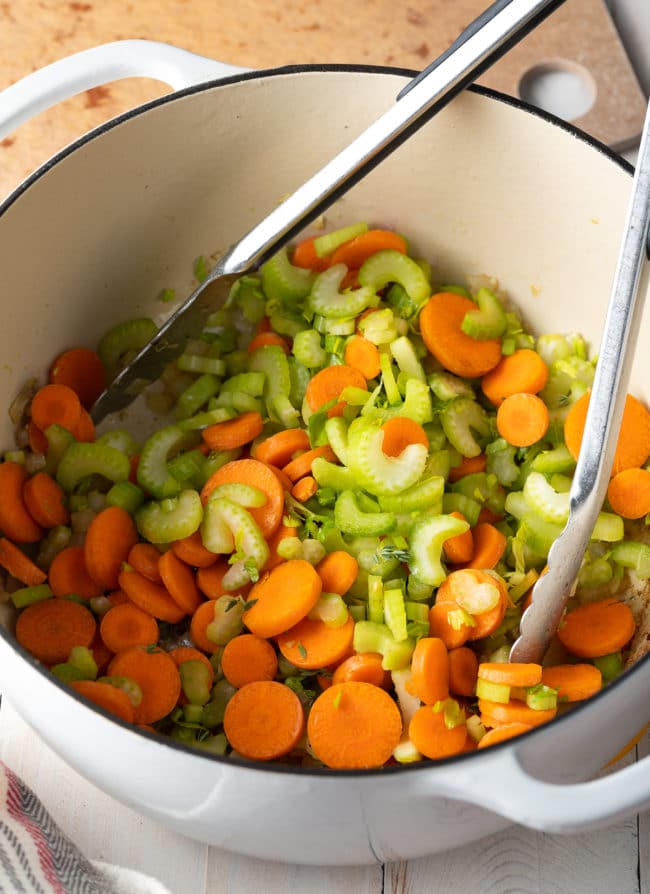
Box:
[607,467,650,519]
[221,633,278,688]
[264,524,299,572]
[448,647,479,697]
[407,637,449,705]
[557,598,635,658]
[409,704,467,759]
[344,335,381,380]
[84,506,138,590]
[23,472,69,528]
[447,453,487,483]
[305,364,368,415]
[291,236,331,272]
[189,599,221,653]
[282,445,337,483]
[497,393,549,447]
[307,681,402,769]
[436,568,508,641]
[158,550,202,614]
[476,506,504,525]
[276,614,354,670]
[481,348,549,407]
[49,545,102,599]
[247,332,290,354]
[196,558,250,600]
[49,347,106,410]
[380,416,429,458]
[30,383,81,434]
[0,537,46,586]
[108,646,181,724]
[90,631,114,674]
[461,522,507,570]
[171,531,218,569]
[478,662,542,688]
[70,679,134,724]
[245,556,321,639]
[118,568,185,623]
[71,408,96,443]
[290,475,318,503]
[99,603,159,653]
[253,429,311,468]
[0,462,43,543]
[419,292,502,379]
[315,550,359,596]
[479,698,556,729]
[427,602,470,650]
[541,663,602,702]
[224,680,305,761]
[169,646,215,688]
[15,598,96,665]
[107,588,130,607]
[477,722,533,748]
[330,229,407,268]
[202,411,264,451]
[127,542,163,582]
[268,464,294,492]
[332,652,389,689]
[255,316,271,335]
[200,458,284,538]
[565,392,650,476]
[442,511,474,564]
[27,422,48,455]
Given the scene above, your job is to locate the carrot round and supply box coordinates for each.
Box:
[16,598,96,665]
[169,646,215,689]
[107,588,130,607]
[541,663,602,702]
[49,545,102,600]
[481,348,549,407]
[282,445,338,483]
[244,558,322,639]
[158,550,202,614]
[408,637,450,705]
[30,383,81,434]
[496,392,549,447]
[127,543,163,582]
[108,646,181,724]
[330,229,407,268]
[99,603,159,653]
[171,531,218,568]
[247,332,290,354]
[380,416,429,458]
[84,506,138,590]
[70,680,134,724]
[419,292,502,379]
[478,662,542,687]
[27,422,49,455]
[448,646,479,697]
[315,550,359,596]
[305,364,368,415]
[436,568,508,640]
[276,614,354,670]
[268,464,294,492]
[118,568,185,623]
[564,392,650,475]
[196,559,250,600]
[557,598,635,658]
[428,602,470,650]
[189,599,221,653]
[461,522,506,570]
[291,236,331,271]
[607,467,650,519]
[478,722,533,749]
[224,680,305,761]
[409,704,467,759]
[49,347,106,410]
[290,475,318,503]
[332,652,389,688]
[442,511,474,564]
[221,633,278,688]
[90,632,114,674]
[71,408,96,443]
[447,454,488,484]
[479,698,556,729]
[201,459,284,538]
[22,472,69,528]
[202,411,264,451]
[0,462,43,543]
[307,681,402,769]
[253,429,310,468]
[344,335,381,380]
[0,537,46,586]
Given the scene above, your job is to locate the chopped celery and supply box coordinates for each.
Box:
[293,329,327,368]
[378,476,444,514]
[309,265,378,319]
[106,480,145,514]
[248,344,291,403]
[389,336,426,382]
[220,372,266,396]
[44,424,75,476]
[312,222,368,256]
[531,444,576,476]
[610,541,650,579]
[206,596,246,646]
[379,352,402,405]
[440,397,490,458]
[536,333,573,367]
[96,429,140,456]
[308,593,349,628]
[408,513,469,586]
[311,458,357,491]
[200,498,269,580]
[175,373,221,420]
[358,249,430,303]
[461,287,507,339]
[385,283,423,321]
[269,308,309,338]
[260,245,315,304]
[136,490,203,544]
[486,440,520,488]
[204,482,266,508]
[475,678,510,703]
[405,602,429,622]
[177,407,237,432]
[334,490,395,536]
[429,371,475,402]
[578,556,614,589]
[179,660,212,705]
[137,425,193,500]
[98,317,158,375]
[525,684,558,711]
[592,652,623,683]
[324,417,349,464]
[176,354,226,376]
[442,493,481,527]
[384,587,408,642]
[229,275,266,324]
[12,584,53,608]
[346,417,428,496]
[523,472,569,525]
[57,443,130,493]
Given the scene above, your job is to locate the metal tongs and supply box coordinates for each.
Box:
[510,100,650,663]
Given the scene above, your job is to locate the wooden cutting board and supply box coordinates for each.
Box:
[0,0,645,199]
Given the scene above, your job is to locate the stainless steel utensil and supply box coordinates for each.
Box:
[510,99,650,664]
[91,0,564,421]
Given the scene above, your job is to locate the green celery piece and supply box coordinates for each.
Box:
[385,283,423,321]
[440,397,490,458]
[346,416,428,497]
[610,541,650,579]
[379,351,402,405]
[384,587,408,642]
[210,392,262,416]
[535,333,573,367]
[176,354,226,376]
[175,373,221,420]
[428,371,475,402]
[311,458,357,492]
[504,490,529,520]
[308,265,378,319]
[68,646,98,680]
[334,490,396,536]
[517,512,563,557]
[408,513,469,586]
[269,308,309,338]
[353,619,389,653]
[137,425,195,500]
[179,660,212,705]
[389,336,426,382]
[323,416,349,464]
[230,275,266,324]
[405,602,429,622]
[442,493,482,527]
[248,344,291,401]
[358,249,430,303]
[96,429,140,456]
[486,440,520,488]
[378,476,444,514]
[204,482,266,508]
[525,684,558,711]
[98,317,157,376]
[308,594,349,628]
[44,424,75,475]
[476,678,511,703]
[367,575,384,624]
[57,442,130,493]
[293,329,327,369]
[382,636,415,671]
[220,372,266,396]
[200,497,269,574]
[522,471,569,525]
[177,407,237,433]
[136,490,203,543]
[461,287,507,339]
[312,222,368,257]
[106,480,145,514]
[261,245,315,304]
[531,444,576,475]
[424,449,452,481]
[592,652,623,683]
[11,584,53,609]
[577,556,613,589]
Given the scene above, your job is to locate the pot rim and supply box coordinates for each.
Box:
[0,61,643,778]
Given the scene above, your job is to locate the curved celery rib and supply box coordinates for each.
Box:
[308,264,378,319]
[136,489,203,544]
[358,249,430,304]
[523,471,569,525]
[98,317,158,375]
[379,476,444,514]
[204,482,267,508]
[610,541,650,579]
[352,620,415,671]
[389,336,426,382]
[408,514,469,586]
[56,442,131,493]
[324,417,349,465]
[293,329,327,369]
[334,490,396,536]
[175,373,221,420]
[248,344,291,403]
[200,497,269,580]
[311,458,357,491]
[44,424,75,476]
[96,429,140,456]
[138,425,197,500]
[346,417,428,496]
[461,287,507,339]
[261,246,315,304]
[312,222,368,257]
[429,371,475,402]
[440,397,490,458]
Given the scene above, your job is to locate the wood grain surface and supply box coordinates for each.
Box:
[0,0,646,200]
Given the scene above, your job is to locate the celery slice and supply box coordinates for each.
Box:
[248,344,291,400]
[610,541,650,579]
[523,471,569,525]
[56,442,130,493]
[389,336,426,382]
[96,429,140,456]
[98,317,157,376]
[525,684,558,711]
[311,458,357,491]
[384,587,408,642]
[378,476,444,514]
[346,417,428,496]
[204,483,267,508]
[175,373,221,420]
[367,575,384,624]
[461,287,507,339]
[261,246,315,304]
[200,497,270,576]
[440,397,490,458]
[324,417,349,464]
[137,425,194,500]
[592,652,623,682]
[312,222,368,257]
[308,593,349,628]
[442,493,481,527]
[531,444,576,475]
[309,264,378,319]
[358,249,430,303]
[136,489,203,543]
[106,481,145,514]
[293,329,327,369]
[334,490,396,536]
[476,677,511,703]
[44,424,75,476]
[408,513,469,586]
[429,371,475,402]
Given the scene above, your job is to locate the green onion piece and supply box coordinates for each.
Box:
[312,222,368,257]
[476,678,511,703]
[98,318,158,376]
[136,489,203,544]
[106,481,145,514]
[525,683,558,711]
[56,443,130,493]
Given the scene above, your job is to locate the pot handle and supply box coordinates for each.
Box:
[0,39,249,140]
[432,742,650,833]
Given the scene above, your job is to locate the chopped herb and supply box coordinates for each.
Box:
[225,598,240,613]
[244,556,260,582]
[374,543,412,564]
[297,642,308,659]
[194,255,209,283]
[241,598,258,612]
[159,287,176,303]
[284,676,317,705]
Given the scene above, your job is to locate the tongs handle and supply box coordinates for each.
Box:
[510,101,650,664]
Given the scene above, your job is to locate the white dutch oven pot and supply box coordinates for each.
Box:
[0,41,649,865]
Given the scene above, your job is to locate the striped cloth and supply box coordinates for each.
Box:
[0,762,170,894]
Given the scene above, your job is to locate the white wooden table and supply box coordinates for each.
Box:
[0,697,647,894]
